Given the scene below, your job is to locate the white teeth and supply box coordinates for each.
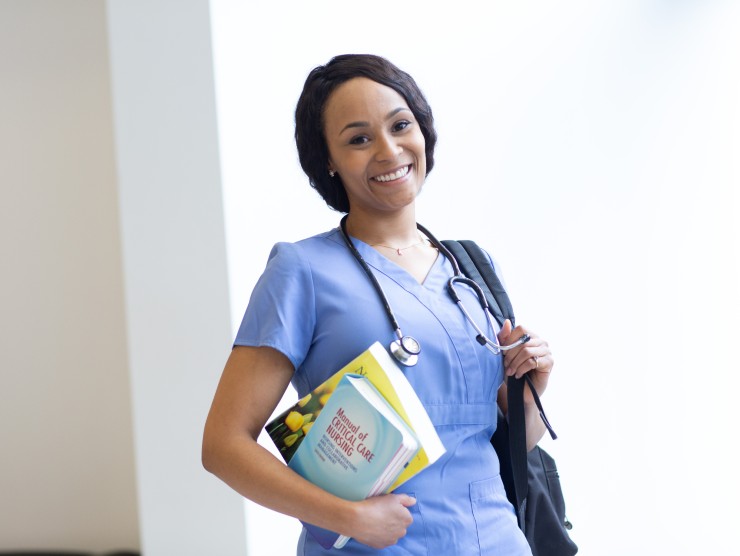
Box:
[374,165,410,182]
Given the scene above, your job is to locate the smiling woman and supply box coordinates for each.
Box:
[202,54,557,555]
[294,54,437,215]
[323,78,427,221]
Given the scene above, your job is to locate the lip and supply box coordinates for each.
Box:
[371,164,413,184]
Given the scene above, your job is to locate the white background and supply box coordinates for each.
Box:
[210,1,740,554]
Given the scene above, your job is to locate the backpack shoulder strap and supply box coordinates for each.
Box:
[440,240,513,327]
[440,239,530,529]
[443,239,557,438]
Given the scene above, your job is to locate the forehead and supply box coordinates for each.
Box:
[323,77,410,129]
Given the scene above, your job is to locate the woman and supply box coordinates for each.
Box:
[202,54,552,555]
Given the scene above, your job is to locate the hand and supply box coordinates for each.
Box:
[346,494,415,549]
[497,319,553,400]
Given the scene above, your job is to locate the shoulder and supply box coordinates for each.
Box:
[256,228,354,296]
[293,227,347,255]
[264,228,345,269]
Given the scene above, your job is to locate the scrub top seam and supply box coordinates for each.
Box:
[292,240,320,393]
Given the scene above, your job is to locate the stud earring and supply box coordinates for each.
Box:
[329,169,336,178]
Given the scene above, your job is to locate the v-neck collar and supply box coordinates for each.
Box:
[344,232,448,290]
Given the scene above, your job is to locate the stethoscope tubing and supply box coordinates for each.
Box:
[339,216,407,343]
[338,216,529,365]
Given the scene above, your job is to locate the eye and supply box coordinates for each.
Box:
[349,135,369,145]
[392,120,412,133]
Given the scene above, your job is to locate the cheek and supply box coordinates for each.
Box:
[338,152,369,176]
[412,131,426,158]
[415,138,427,173]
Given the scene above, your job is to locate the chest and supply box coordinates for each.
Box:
[296,252,505,408]
[374,247,439,285]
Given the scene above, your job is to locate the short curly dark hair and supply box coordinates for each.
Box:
[294,54,437,213]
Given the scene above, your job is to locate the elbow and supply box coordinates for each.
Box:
[201,445,215,474]
[201,427,221,474]
[201,423,244,476]
[202,444,226,477]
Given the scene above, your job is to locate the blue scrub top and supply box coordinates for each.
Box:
[235,228,532,556]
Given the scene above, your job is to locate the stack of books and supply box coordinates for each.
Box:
[265,342,445,549]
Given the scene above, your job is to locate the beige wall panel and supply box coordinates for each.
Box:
[0,0,139,551]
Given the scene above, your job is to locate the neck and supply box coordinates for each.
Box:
[344,207,420,246]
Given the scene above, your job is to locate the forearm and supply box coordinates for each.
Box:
[202,346,355,535]
[523,399,547,451]
[497,379,547,451]
[202,345,414,548]
[203,431,356,536]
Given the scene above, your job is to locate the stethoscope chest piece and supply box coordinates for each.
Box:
[390,335,421,367]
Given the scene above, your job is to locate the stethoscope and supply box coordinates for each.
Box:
[339,215,530,367]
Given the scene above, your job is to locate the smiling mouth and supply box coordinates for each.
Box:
[372,165,411,183]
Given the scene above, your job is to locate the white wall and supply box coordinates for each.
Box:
[0,1,139,551]
[106,0,247,554]
[211,1,740,555]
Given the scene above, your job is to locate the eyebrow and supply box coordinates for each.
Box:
[338,107,411,135]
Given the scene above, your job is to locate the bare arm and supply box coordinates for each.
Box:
[497,381,547,452]
[496,320,552,451]
[202,346,415,548]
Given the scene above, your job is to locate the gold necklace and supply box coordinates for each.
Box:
[371,236,429,256]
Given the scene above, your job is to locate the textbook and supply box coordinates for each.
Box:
[289,374,418,548]
[265,342,445,549]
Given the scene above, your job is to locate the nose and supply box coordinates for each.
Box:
[374,132,402,162]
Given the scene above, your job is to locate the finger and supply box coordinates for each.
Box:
[501,330,541,366]
[497,319,512,345]
[512,352,552,378]
[503,340,545,370]
[502,323,528,345]
[499,325,532,368]
[505,344,551,377]
[500,325,539,361]
[512,347,551,376]
[397,494,417,507]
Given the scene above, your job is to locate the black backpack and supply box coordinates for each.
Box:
[442,239,578,556]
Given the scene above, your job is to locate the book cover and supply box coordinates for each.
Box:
[265,342,445,549]
[289,374,419,548]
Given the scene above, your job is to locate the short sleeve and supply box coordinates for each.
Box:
[233,242,316,370]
